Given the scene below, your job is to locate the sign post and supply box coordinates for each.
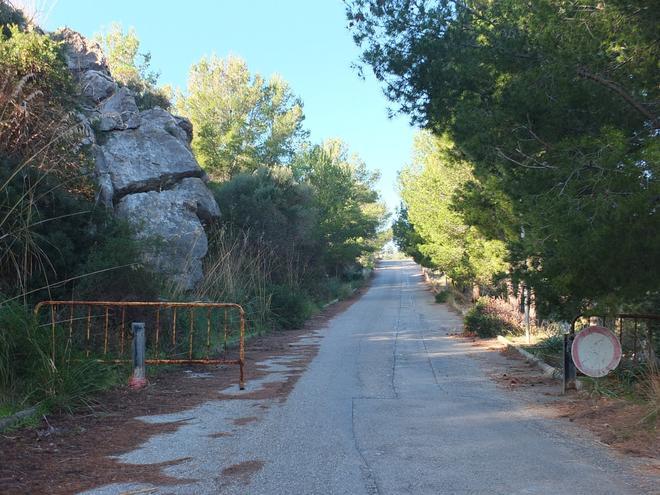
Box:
[129,322,147,389]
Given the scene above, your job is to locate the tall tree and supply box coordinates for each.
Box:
[176,55,307,180]
[292,140,387,274]
[94,23,170,109]
[398,131,508,287]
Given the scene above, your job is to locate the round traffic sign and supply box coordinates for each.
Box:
[571,326,622,377]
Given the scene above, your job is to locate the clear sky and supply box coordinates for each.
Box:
[43,0,417,214]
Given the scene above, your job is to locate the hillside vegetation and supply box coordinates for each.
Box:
[0,3,387,419]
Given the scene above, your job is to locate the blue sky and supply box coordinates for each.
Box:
[44,0,417,213]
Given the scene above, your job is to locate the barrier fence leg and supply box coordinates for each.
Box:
[129,322,148,389]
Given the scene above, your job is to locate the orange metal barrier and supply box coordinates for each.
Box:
[34,300,246,389]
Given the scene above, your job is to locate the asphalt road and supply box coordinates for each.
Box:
[87,260,654,495]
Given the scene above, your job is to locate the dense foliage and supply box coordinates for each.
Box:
[0,22,154,303]
[292,140,387,275]
[348,0,659,317]
[464,297,523,338]
[213,167,318,264]
[208,140,387,327]
[0,8,159,414]
[397,131,508,287]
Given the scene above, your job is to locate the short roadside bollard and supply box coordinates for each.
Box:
[129,322,148,389]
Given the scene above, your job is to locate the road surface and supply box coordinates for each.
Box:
[87,260,655,495]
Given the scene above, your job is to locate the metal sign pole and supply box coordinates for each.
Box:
[129,322,147,389]
[562,319,577,393]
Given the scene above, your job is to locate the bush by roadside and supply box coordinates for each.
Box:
[0,303,125,424]
[464,296,523,338]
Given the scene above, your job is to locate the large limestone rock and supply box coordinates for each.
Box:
[98,108,203,197]
[116,178,219,290]
[56,29,220,290]
[80,70,117,103]
[53,28,108,74]
[96,87,140,131]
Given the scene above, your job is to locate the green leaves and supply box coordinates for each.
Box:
[94,23,170,110]
[176,56,307,180]
[94,23,159,87]
[396,131,508,287]
[292,140,387,274]
[349,0,659,315]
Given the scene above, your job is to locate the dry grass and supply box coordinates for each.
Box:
[166,226,275,334]
[0,54,89,301]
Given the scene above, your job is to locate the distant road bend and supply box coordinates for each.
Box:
[87,260,655,495]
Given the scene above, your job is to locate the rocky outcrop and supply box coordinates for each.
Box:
[115,178,219,288]
[53,28,108,74]
[96,107,203,198]
[80,70,117,103]
[96,87,140,131]
[55,28,220,290]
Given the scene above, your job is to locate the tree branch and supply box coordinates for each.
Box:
[577,66,658,126]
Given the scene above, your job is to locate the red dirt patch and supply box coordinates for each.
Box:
[555,396,659,459]
[232,416,259,426]
[220,460,265,486]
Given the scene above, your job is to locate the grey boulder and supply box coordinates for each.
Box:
[96,87,140,131]
[80,70,117,103]
[115,179,220,290]
[173,115,194,144]
[98,108,203,197]
[53,28,108,74]
[171,177,220,222]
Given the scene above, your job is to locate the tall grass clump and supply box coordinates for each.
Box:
[0,302,123,415]
[188,226,274,334]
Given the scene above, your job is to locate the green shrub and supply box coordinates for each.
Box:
[268,284,314,330]
[126,79,171,110]
[337,283,353,300]
[74,222,162,301]
[435,290,449,303]
[0,159,161,302]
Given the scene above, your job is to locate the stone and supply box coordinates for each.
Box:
[80,70,117,103]
[52,28,108,74]
[91,144,114,207]
[116,189,212,290]
[98,108,203,197]
[57,29,222,290]
[170,177,220,222]
[140,107,190,144]
[96,87,140,131]
[74,112,96,149]
[173,115,194,144]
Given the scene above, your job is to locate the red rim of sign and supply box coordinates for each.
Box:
[571,325,622,378]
